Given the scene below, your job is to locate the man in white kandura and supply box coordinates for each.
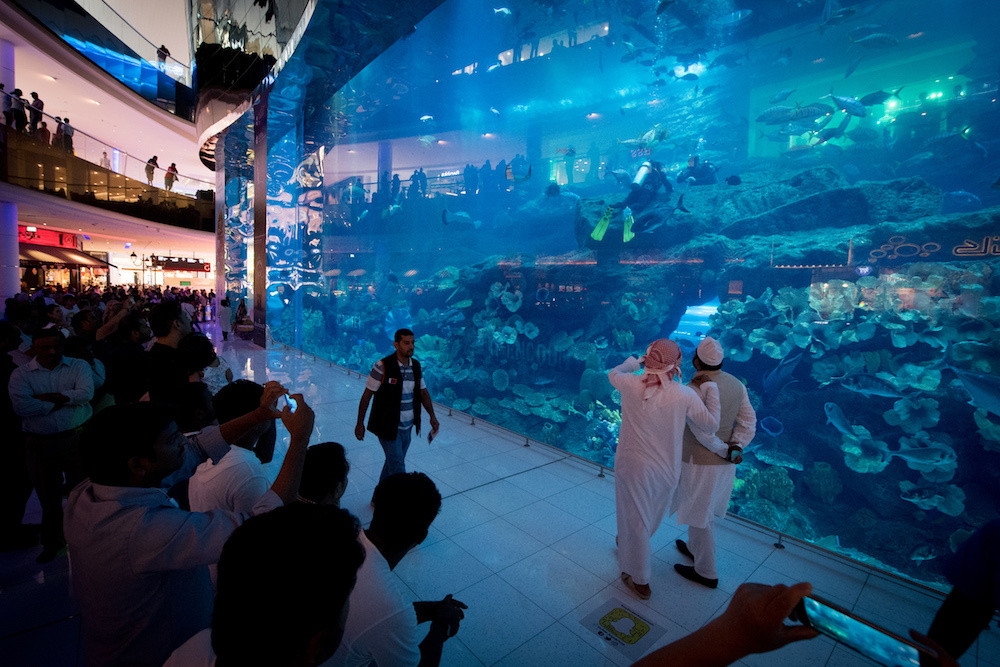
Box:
[672,336,757,589]
[609,338,720,600]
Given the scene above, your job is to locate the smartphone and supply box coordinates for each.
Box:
[282,394,298,414]
[790,594,937,667]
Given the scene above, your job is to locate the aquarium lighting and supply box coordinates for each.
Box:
[437,140,447,144]
[774,264,847,269]
[483,133,494,138]
[886,100,898,109]
[404,270,418,277]
[587,112,601,120]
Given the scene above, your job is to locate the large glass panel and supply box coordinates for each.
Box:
[257,0,1000,587]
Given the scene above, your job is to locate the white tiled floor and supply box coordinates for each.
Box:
[1,336,997,666]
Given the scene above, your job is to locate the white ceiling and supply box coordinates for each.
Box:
[0,1,213,187]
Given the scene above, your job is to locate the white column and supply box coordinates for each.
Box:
[0,39,14,92]
[0,202,20,301]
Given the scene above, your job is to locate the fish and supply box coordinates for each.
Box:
[534,377,554,386]
[419,115,434,122]
[819,6,856,33]
[900,483,942,507]
[760,416,783,436]
[605,169,632,187]
[951,367,1000,417]
[493,7,511,16]
[756,106,795,125]
[851,33,900,49]
[710,51,748,69]
[886,446,957,466]
[763,353,802,405]
[770,88,796,104]
[942,190,982,212]
[417,135,436,147]
[824,402,856,436]
[631,194,688,234]
[700,84,721,96]
[910,545,937,563]
[790,103,835,121]
[647,79,666,87]
[844,55,864,79]
[840,374,904,399]
[846,127,879,143]
[725,175,742,185]
[859,87,904,106]
[848,24,884,41]
[656,0,674,15]
[442,210,482,229]
[993,175,1000,190]
[680,73,699,81]
[490,107,500,116]
[826,93,866,117]
[753,447,803,471]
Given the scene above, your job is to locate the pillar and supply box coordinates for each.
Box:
[0,202,20,301]
[0,39,14,93]
[377,140,393,194]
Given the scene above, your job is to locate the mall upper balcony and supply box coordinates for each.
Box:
[8,0,195,120]
[0,90,214,232]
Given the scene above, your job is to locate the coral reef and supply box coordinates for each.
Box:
[883,398,941,434]
[804,462,843,504]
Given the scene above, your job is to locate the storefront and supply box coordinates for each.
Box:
[18,226,113,291]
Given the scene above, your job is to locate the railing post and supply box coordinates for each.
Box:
[774,533,785,550]
[597,465,605,478]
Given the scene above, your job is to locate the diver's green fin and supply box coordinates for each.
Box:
[623,214,635,242]
[591,206,614,241]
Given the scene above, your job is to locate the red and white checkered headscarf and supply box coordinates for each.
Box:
[641,338,682,401]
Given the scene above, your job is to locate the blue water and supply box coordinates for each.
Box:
[222,0,1000,587]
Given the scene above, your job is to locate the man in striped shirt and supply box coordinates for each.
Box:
[355,329,440,485]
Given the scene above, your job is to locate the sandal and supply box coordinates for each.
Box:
[621,572,651,600]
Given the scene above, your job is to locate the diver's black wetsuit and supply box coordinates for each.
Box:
[677,162,718,186]
[619,166,671,213]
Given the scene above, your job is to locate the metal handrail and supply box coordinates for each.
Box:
[264,332,973,599]
[1,89,212,193]
[73,0,191,86]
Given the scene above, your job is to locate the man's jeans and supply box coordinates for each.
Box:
[378,427,412,484]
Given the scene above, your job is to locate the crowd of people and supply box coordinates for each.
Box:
[0,85,76,153]
[0,286,992,665]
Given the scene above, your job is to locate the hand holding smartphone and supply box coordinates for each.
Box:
[790,594,938,667]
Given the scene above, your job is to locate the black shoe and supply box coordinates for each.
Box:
[674,563,718,589]
[675,539,694,561]
[37,543,66,564]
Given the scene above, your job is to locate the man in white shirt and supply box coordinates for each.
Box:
[165,503,366,666]
[8,329,94,562]
[189,380,276,515]
[65,386,313,667]
[672,337,757,588]
[326,472,468,667]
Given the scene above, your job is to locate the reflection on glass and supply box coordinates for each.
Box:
[223,0,1000,588]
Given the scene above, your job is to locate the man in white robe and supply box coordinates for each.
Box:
[609,338,720,600]
[673,337,756,588]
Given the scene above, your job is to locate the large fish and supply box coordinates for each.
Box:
[770,88,797,104]
[826,93,866,117]
[763,353,802,405]
[839,374,904,399]
[631,195,689,234]
[886,446,957,466]
[859,87,904,106]
[951,367,1000,417]
[756,106,795,124]
[851,33,899,49]
[824,402,856,436]
[790,103,835,121]
[442,210,482,229]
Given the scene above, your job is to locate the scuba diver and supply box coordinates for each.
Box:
[677,154,718,186]
[592,160,670,242]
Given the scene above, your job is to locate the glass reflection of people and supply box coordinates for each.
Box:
[236,299,248,324]
[586,142,601,182]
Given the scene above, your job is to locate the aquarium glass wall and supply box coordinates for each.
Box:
[243,0,1000,587]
